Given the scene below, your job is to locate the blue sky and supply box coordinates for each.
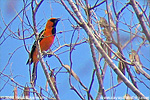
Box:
[0,0,150,99]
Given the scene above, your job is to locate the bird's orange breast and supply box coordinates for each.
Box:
[32,29,55,63]
[40,29,55,52]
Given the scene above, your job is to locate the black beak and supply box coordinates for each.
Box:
[53,18,60,26]
[56,18,61,22]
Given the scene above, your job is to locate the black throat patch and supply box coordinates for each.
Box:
[52,27,56,36]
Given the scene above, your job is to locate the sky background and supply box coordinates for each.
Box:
[0,0,150,99]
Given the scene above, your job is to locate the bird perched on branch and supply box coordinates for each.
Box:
[26,18,60,85]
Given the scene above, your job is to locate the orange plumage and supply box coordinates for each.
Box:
[26,18,60,84]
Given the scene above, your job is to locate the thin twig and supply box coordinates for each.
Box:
[66,0,147,99]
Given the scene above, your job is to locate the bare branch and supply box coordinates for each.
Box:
[66,0,147,99]
[130,0,150,43]
[30,0,60,99]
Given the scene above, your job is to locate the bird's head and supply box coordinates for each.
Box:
[46,18,60,28]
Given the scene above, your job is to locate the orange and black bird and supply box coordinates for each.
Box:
[26,18,60,84]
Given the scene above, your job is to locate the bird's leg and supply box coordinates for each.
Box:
[42,51,48,58]
[47,49,53,57]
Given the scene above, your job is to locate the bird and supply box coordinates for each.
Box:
[26,18,60,85]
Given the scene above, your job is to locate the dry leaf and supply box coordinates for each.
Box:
[17,28,20,36]
[50,69,58,93]
[134,51,141,63]
[24,86,30,99]
[99,17,109,28]
[99,17,112,40]
[63,65,80,82]
[129,50,142,74]
[103,28,111,40]
[124,94,133,100]
[14,87,18,100]
[117,61,125,83]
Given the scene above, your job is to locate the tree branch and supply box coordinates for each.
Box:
[130,0,150,43]
[30,0,60,99]
[66,0,147,99]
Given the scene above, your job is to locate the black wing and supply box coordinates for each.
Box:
[26,29,45,65]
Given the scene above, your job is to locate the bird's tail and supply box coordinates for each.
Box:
[32,62,38,85]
